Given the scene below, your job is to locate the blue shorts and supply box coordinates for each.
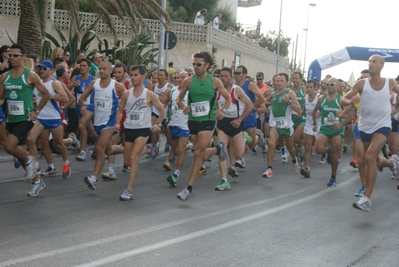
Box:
[354,123,360,140]
[169,126,190,141]
[94,123,115,136]
[37,119,61,130]
[242,112,257,129]
[0,111,4,125]
[360,127,390,143]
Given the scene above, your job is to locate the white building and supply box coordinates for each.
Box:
[217,0,262,21]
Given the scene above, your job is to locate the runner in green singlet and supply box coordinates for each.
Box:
[176,51,231,201]
[0,44,50,197]
[262,73,303,179]
[290,72,306,165]
[313,77,351,188]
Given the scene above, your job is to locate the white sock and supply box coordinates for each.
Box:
[174,170,180,177]
[49,163,55,169]
[109,164,115,172]
[63,160,69,165]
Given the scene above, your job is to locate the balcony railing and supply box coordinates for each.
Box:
[238,0,263,8]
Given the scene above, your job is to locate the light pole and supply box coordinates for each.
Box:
[157,0,167,70]
[275,0,283,74]
[302,3,316,76]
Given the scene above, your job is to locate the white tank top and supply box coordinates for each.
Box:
[35,80,61,120]
[93,79,119,126]
[168,86,188,130]
[359,78,391,133]
[152,82,169,115]
[305,93,320,125]
[124,88,152,129]
[216,85,244,119]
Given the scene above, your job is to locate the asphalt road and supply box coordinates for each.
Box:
[0,142,399,267]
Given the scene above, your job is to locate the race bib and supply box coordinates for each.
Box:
[8,100,24,115]
[191,101,210,117]
[127,110,144,125]
[275,116,289,129]
[95,97,111,111]
[306,109,313,117]
[77,94,91,106]
[324,117,339,126]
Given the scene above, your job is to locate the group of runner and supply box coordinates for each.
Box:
[1,44,399,211]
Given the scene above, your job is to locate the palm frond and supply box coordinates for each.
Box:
[35,0,49,37]
[87,0,117,37]
[59,0,80,32]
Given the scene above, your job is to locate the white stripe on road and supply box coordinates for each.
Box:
[0,173,357,267]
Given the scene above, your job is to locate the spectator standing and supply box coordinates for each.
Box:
[226,25,234,34]
[194,9,207,25]
[213,13,222,29]
[166,62,176,75]
[0,45,11,75]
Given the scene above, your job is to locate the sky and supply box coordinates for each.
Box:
[237,0,399,81]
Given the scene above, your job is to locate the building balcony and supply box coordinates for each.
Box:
[238,0,262,8]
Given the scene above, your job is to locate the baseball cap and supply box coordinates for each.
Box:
[213,69,221,75]
[93,52,102,58]
[38,60,54,69]
[256,72,264,77]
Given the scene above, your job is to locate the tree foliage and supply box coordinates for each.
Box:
[258,30,291,57]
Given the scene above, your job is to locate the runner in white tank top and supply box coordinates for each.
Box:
[80,61,126,191]
[161,71,190,187]
[116,65,165,200]
[342,54,399,211]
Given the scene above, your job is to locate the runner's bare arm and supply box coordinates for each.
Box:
[51,80,68,102]
[390,78,399,95]
[341,80,364,106]
[115,82,126,96]
[236,86,254,121]
[312,95,323,125]
[150,90,165,123]
[248,82,265,108]
[0,73,5,102]
[29,72,50,111]
[115,90,129,130]
[177,77,191,113]
[286,90,302,115]
[213,77,231,111]
[59,82,75,109]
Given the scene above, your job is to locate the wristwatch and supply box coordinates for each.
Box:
[222,108,226,113]
[34,109,40,114]
[287,100,293,105]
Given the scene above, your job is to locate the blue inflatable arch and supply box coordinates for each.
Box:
[307,46,399,81]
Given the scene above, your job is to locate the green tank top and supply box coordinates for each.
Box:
[291,85,305,120]
[188,74,216,121]
[3,68,34,123]
[320,93,341,127]
[271,89,290,117]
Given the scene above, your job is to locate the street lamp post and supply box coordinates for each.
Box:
[275,0,283,74]
[302,3,316,77]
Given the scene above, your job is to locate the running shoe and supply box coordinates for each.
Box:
[91,148,97,159]
[167,174,178,187]
[62,162,72,179]
[349,159,358,168]
[326,147,331,164]
[216,141,227,161]
[119,189,133,201]
[262,168,273,178]
[14,157,21,169]
[256,129,265,147]
[390,154,399,180]
[68,133,80,152]
[292,158,300,174]
[164,143,170,152]
[25,156,37,180]
[76,150,87,161]
[199,166,207,175]
[342,144,348,153]
[41,166,57,177]
[102,170,117,180]
[235,158,246,168]
[152,142,160,159]
[319,155,326,164]
[355,185,366,197]
[353,196,371,212]
[84,175,97,190]
[122,165,130,173]
[215,180,231,191]
[177,187,191,201]
[163,161,172,171]
[281,147,288,163]
[228,166,239,178]
[27,179,46,197]
[300,167,310,178]
[327,177,336,187]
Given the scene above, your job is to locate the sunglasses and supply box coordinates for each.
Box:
[64,54,70,57]
[257,78,263,81]
[213,75,220,78]
[192,62,206,67]
[234,72,242,75]
[3,50,10,53]
[326,83,336,86]
[37,66,49,71]
[8,53,23,58]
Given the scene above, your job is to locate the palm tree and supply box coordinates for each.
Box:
[17,0,172,56]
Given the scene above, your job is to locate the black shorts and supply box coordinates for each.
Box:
[217,117,242,137]
[188,120,216,135]
[151,112,159,119]
[256,117,262,130]
[124,128,151,143]
[6,121,34,146]
[391,119,399,133]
